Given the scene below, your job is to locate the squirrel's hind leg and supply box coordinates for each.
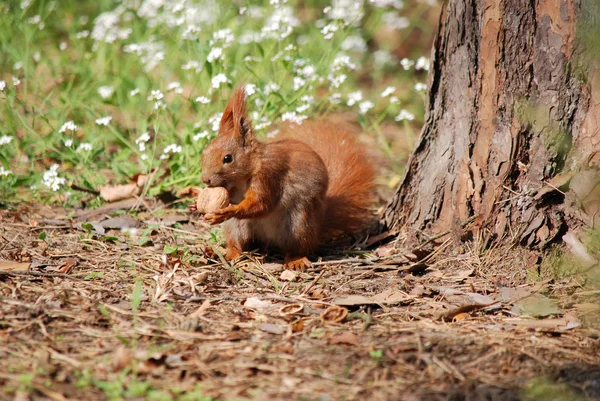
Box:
[284,255,313,270]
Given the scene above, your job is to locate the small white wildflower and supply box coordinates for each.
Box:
[141,154,148,161]
[211,73,229,89]
[374,50,395,68]
[267,129,279,138]
[135,132,151,152]
[0,135,13,145]
[76,143,93,152]
[381,86,396,97]
[27,15,41,24]
[263,82,280,96]
[415,56,430,71]
[389,96,399,104]
[207,46,224,63]
[358,100,374,114]
[245,84,257,96]
[0,80,5,91]
[167,81,183,94]
[98,85,114,99]
[321,22,338,40]
[193,130,210,141]
[41,164,66,192]
[14,62,23,70]
[20,0,31,8]
[59,41,68,51]
[301,94,315,104]
[329,93,342,104]
[130,88,140,96]
[95,116,112,126]
[64,139,73,147]
[0,166,12,177]
[330,53,356,71]
[346,91,363,106]
[293,76,306,91]
[182,60,203,73]
[32,52,40,62]
[400,58,415,70]
[209,112,223,132]
[75,30,89,39]
[195,96,210,104]
[395,109,415,121]
[296,104,310,113]
[327,73,347,89]
[59,121,78,133]
[12,76,20,86]
[254,116,270,130]
[147,89,164,101]
[153,101,166,110]
[341,35,367,53]
[370,0,405,8]
[382,12,410,30]
[299,65,316,78]
[160,143,182,159]
[414,82,427,91]
[281,111,307,125]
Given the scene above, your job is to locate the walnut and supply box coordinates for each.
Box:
[195,187,230,214]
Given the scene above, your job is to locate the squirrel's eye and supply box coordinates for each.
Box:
[223,154,233,164]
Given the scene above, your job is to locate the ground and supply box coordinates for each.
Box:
[1,203,599,401]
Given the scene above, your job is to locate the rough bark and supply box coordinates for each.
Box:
[383,0,600,247]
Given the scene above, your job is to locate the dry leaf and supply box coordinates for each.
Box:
[320,305,348,324]
[259,323,285,335]
[56,258,77,274]
[112,346,132,371]
[189,299,212,318]
[243,297,272,309]
[99,183,141,202]
[279,303,304,317]
[99,215,142,229]
[329,331,359,346]
[0,260,30,271]
[334,289,407,306]
[289,319,304,333]
[279,269,298,281]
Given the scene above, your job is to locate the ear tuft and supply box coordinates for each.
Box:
[219,85,248,134]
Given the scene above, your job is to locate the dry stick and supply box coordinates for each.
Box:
[70,183,99,195]
[0,270,87,279]
[301,267,327,296]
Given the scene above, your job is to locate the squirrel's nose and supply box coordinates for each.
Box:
[201,174,212,186]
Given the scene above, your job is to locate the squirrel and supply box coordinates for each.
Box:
[200,86,375,270]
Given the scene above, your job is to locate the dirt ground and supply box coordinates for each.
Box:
[1,202,599,401]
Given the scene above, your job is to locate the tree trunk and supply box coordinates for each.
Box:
[383,0,600,247]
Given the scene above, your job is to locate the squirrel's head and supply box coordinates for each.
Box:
[201,86,257,190]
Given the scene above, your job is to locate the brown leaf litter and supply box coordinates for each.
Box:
[0,205,599,401]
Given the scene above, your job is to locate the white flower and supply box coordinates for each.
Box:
[321,23,339,40]
[264,82,280,96]
[281,111,307,125]
[141,154,148,161]
[98,86,114,99]
[209,112,223,132]
[130,88,140,96]
[14,62,23,70]
[0,135,13,145]
[358,100,374,114]
[76,143,93,152]
[182,60,203,73]
[327,73,347,89]
[415,56,430,71]
[293,76,306,91]
[147,89,164,101]
[211,29,235,47]
[382,12,410,30]
[20,0,31,9]
[32,52,40,62]
[135,132,151,152]
[211,73,229,89]
[195,96,210,104]
[76,30,90,39]
[381,86,396,97]
[0,166,12,177]
[207,46,224,63]
[395,109,415,121]
[262,6,299,40]
[160,143,182,159]
[389,96,399,104]
[245,84,257,96]
[301,95,315,104]
[374,50,395,68]
[346,91,363,106]
[329,93,342,104]
[12,76,20,86]
[296,104,310,113]
[414,82,427,91]
[167,81,183,94]
[41,164,66,191]
[59,42,68,51]
[0,80,5,91]
[193,131,210,141]
[64,139,73,147]
[59,121,78,133]
[370,0,404,8]
[95,116,112,126]
[27,15,41,24]
[341,35,367,53]
[400,58,414,70]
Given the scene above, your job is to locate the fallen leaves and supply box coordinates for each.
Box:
[99,172,152,202]
[329,331,359,346]
[0,260,30,271]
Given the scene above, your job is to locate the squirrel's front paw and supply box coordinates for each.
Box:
[204,206,237,225]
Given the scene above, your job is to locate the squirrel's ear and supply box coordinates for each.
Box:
[219,85,253,143]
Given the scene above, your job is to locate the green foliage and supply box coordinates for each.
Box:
[0,0,433,205]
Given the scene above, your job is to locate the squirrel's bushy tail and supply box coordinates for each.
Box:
[282,120,376,242]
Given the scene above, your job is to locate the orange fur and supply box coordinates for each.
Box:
[201,86,375,268]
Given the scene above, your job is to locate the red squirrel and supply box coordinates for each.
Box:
[201,86,375,269]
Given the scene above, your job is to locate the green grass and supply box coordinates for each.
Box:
[0,0,436,206]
